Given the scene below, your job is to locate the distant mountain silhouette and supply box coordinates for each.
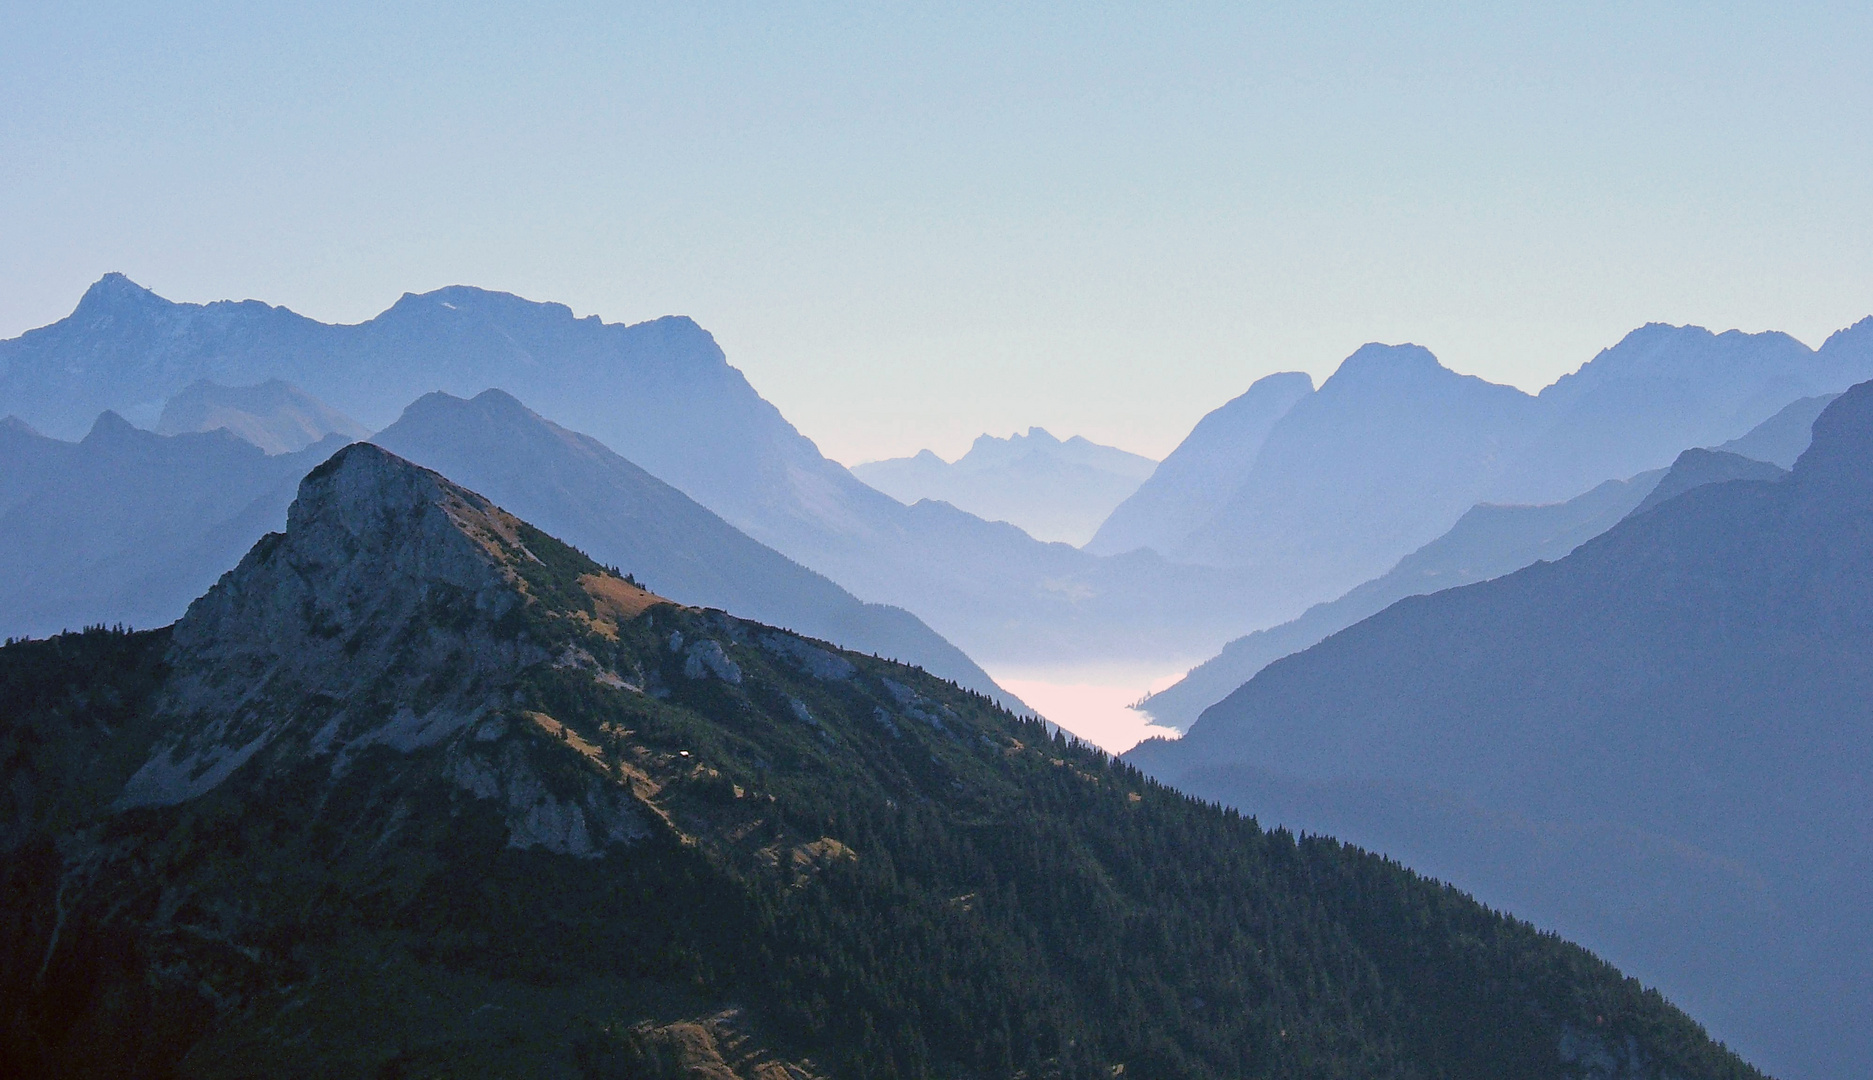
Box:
[1129,381,1873,1079]
[0,277,1311,665]
[1135,470,1661,731]
[156,378,368,453]
[0,414,347,639]
[1086,371,1313,557]
[1485,322,1837,503]
[1140,400,1823,733]
[1716,392,1838,466]
[1175,345,1541,596]
[373,389,1027,713]
[853,427,1154,545]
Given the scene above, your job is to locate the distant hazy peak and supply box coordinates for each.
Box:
[1626,448,1788,519]
[1318,342,1526,400]
[157,378,369,455]
[73,271,163,315]
[1538,321,1815,403]
[83,410,142,442]
[1,415,42,437]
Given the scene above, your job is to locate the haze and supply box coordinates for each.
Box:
[4,2,1869,464]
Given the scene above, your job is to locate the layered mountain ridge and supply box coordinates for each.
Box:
[0,444,1763,1079]
[1129,379,1873,1079]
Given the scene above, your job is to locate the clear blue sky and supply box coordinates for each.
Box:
[3,2,1869,462]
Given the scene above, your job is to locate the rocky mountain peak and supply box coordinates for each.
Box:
[121,443,663,809]
[72,272,165,318]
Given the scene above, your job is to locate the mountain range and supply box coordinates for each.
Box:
[1136,392,1831,731]
[0,443,1765,1078]
[1129,379,1873,1079]
[15,277,1868,671]
[0,390,1020,714]
[852,427,1155,545]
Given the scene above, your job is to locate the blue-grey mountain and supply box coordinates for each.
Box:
[1129,381,1873,1079]
[1086,371,1313,557]
[852,427,1154,545]
[156,378,368,454]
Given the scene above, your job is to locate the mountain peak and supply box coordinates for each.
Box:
[1321,342,1450,389]
[127,442,664,809]
[73,272,165,318]
[1794,377,1873,487]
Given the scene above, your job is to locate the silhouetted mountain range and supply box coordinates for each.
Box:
[1139,406,1814,732]
[0,444,1765,1078]
[1130,379,1873,1079]
[852,427,1154,545]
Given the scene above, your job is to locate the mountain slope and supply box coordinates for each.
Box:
[156,378,369,454]
[1086,372,1312,557]
[1130,380,1873,1079]
[852,427,1154,545]
[1141,395,1830,731]
[1135,470,1662,732]
[1175,345,1540,596]
[1489,323,1846,503]
[371,389,1025,713]
[0,444,1764,1080]
[0,414,348,640]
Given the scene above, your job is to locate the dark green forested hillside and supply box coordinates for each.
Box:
[0,444,1760,1079]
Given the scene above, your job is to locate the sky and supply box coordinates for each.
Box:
[3,2,1870,465]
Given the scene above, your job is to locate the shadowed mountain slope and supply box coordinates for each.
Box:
[372,389,1025,713]
[1086,372,1313,557]
[0,445,1763,1079]
[1135,470,1661,732]
[853,427,1154,546]
[1130,381,1873,1079]
[0,414,347,640]
[156,378,368,454]
[1140,395,1828,731]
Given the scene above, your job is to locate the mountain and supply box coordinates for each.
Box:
[156,378,369,454]
[0,443,1764,1079]
[1129,381,1873,1079]
[1135,470,1662,732]
[1086,372,1313,557]
[371,389,1026,713]
[1175,345,1541,593]
[1488,323,1854,503]
[1716,393,1838,467]
[852,428,1155,545]
[1624,449,1788,518]
[1140,396,1829,731]
[0,413,347,640]
[0,276,1291,665]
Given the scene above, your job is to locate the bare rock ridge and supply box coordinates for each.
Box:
[121,442,657,851]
